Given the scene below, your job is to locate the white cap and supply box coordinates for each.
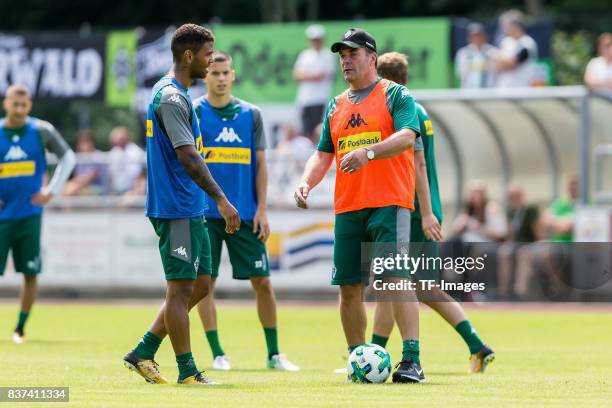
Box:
[306,24,325,40]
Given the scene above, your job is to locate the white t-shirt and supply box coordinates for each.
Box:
[585,57,612,87]
[108,142,145,194]
[455,43,497,88]
[495,35,538,88]
[294,48,336,107]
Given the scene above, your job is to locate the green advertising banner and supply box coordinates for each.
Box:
[106,30,137,107]
[213,18,450,103]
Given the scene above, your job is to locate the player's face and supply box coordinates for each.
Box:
[205,60,235,97]
[190,41,214,79]
[339,47,372,82]
[2,94,32,126]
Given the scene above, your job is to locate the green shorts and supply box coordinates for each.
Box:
[410,217,441,282]
[332,206,412,286]
[0,215,42,276]
[207,218,270,280]
[149,216,212,281]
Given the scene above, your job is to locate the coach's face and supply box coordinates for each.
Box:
[339,46,373,83]
[205,60,235,97]
[2,94,32,126]
[189,41,214,79]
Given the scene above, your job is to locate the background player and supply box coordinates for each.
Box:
[294,28,426,383]
[0,84,76,344]
[123,24,240,386]
[372,52,495,373]
[194,51,299,372]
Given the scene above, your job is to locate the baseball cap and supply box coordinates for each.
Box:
[331,28,377,53]
[306,24,325,40]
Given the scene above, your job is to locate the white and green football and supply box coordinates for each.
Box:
[347,344,392,383]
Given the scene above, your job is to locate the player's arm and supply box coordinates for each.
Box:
[158,91,240,233]
[414,143,442,241]
[252,106,270,241]
[32,121,77,205]
[340,84,419,173]
[295,104,335,209]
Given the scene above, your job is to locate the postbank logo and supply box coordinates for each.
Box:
[424,119,433,136]
[337,132,381,155]
[203,147,251,164]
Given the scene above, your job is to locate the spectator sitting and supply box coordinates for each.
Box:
[293,24,336,141]
[516,175,578,300]
[455,23,497,88]
[584,33,612,95]
[63,129,108,196]
[493,10,539,88]
[496,183,540,299]
[108,126,145,195]
[275,124,314,162]
[452,180,508,243]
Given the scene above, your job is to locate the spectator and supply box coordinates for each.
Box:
[107,126,145,195]
[515,175,578,300]
[455,23,497,88]
[493,10,539,88]
[584,33,612,94]
[63,129,108,196]
[275,124,314,162]
[496,183,540,299]
[293,24,336,140]
[452,180,508,243]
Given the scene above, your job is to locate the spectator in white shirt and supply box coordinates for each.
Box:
[293,24,336,140]
[455,23,497,88]
[584,33,612,94]
[494,11,539,88]
[107,126,145,195]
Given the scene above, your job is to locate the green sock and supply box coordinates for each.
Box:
[455,320,485,354]
[264,327,279,359]
[15,311,29,332]
[134,331,162,360]
[176,352,198,380]
[402,339,420,364]
[371,334,389,348]
[348,345,358,354]
[205,330,225,358]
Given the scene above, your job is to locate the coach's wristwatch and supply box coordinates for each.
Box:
[364,148,375,161]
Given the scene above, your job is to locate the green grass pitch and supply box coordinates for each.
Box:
[1,302,610,407]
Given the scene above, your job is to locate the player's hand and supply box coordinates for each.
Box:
[217,198,241,234]
[294,182,310,209]
[253,206,270,242]
[31,188,53,206]
[340,148,368,173]
[421,213,443,241]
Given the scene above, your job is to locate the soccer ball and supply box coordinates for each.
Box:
[347,344,392,383]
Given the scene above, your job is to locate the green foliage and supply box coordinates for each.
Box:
[552,30,595,85]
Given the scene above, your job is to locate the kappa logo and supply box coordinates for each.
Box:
[344,113,367,129]
[4,145,28,161]
[215,127,243,143]
[173,246,187,257]
[168,94,183,106]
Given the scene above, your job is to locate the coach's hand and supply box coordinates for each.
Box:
[31,188,53,206]
[294,182,310,209]
[422,213,443,241]
[340,148,368,173]
[217,198,241,234]
[253,206,270,242]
